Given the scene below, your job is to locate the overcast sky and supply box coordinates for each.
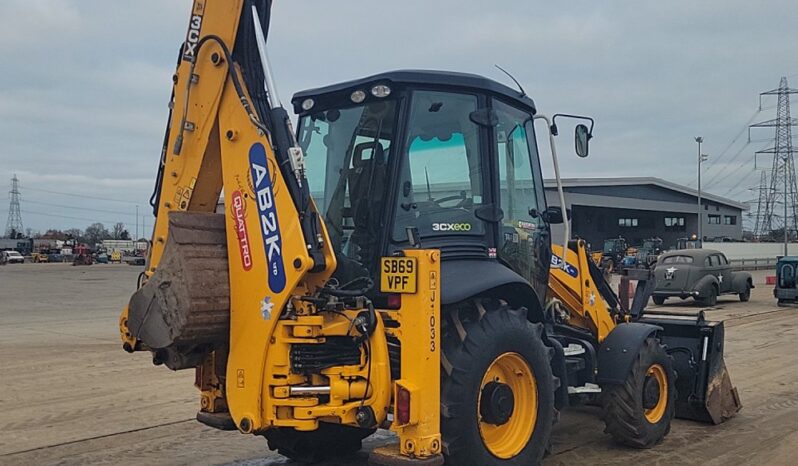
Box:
[1,0,797,233]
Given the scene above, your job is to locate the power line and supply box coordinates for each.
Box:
[22,199,140,218]
[16,209,131,225]
[692,99,797,189]
[18,185,141,205]
[702,139,754,188]
[723,171,760,198]
[700,109,762,175]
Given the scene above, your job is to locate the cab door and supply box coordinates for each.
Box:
[493,99,550,298]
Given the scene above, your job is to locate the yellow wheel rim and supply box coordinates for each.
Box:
[644,364,668,424]
[477,353,537,459]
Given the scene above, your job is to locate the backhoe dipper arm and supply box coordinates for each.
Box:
[119,0,338,431]
[144,0,325,276]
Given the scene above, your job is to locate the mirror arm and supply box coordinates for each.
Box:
[552,113,595,137]
[534,113,569,270]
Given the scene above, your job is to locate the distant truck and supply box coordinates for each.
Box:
[601,237,628,272]
[31,252,50,263]
[72,244,93,266]
[623,238,664,269]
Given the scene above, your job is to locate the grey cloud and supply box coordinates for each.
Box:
[1,0,796,231]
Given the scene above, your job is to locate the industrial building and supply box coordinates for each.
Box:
[545,177,747,249]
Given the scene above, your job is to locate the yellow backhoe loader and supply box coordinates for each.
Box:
[119,1,740,464]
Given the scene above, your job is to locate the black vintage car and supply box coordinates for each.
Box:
[651,249,753,306]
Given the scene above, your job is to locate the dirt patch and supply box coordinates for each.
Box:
[1,264,795,465]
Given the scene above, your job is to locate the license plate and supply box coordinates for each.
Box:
[380,257,417,294]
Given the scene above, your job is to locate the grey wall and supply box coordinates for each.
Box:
[545,185,744,248]
[700,203,743,240]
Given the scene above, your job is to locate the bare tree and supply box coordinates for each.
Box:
[64,228,83,242]
[112,222,127,239]
[84,223,109,246]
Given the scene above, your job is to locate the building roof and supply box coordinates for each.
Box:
[543,177,748,211]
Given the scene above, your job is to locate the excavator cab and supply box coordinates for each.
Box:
[293,71,557,304]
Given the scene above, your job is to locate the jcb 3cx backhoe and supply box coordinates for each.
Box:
[119,1,741,464]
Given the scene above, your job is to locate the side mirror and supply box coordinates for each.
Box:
[541,206,564,224]
[575,124,590,158]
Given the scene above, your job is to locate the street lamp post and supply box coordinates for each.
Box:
[784,155,789,256]
[695,137,704,245]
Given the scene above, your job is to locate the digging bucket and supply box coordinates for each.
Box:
[639,310,741,424]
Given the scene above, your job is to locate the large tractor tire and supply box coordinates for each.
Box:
[263,423,374,463]
[600,336,676,448]
[441,301,556,465]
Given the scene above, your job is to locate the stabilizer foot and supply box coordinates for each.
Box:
[369,444,444,466]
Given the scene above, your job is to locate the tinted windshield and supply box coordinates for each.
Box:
[393,91,484,240]
[299,100,398,282]
[603,241,618,253]
[661,255,694,264]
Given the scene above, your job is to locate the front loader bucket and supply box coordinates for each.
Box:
[639,310,741,424]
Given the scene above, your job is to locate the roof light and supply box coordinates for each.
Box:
[350,90,366,104]
[371,84,391,98]
[301,98,315,111]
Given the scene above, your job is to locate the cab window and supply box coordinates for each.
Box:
[495,100,541,226]
[393,91,484,239]
[661,255,693,264]
[781,264,796,288]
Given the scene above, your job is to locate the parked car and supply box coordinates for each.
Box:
[1,250,25,264]
[31,252,49,263]
[775,256,798,306]
[652,249,753,306]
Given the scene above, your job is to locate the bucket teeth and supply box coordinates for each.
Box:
[702,361,742,424]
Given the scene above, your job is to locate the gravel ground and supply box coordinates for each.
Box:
[1,264,795,465]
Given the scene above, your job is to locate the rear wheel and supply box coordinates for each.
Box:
[652,296,666,305]
[600,336,676,448]
[441,301,555,465]
[699,286,718,307]
[263,423,374,463]
[739,282,751,302]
